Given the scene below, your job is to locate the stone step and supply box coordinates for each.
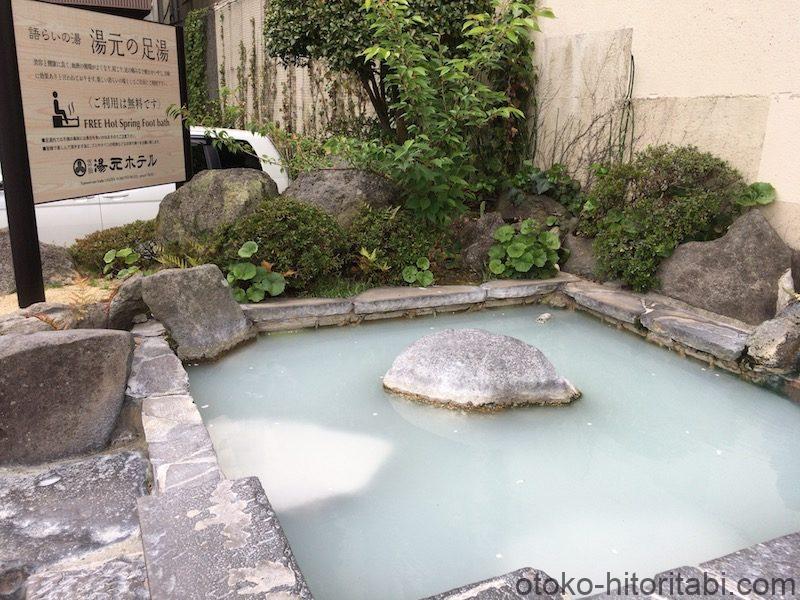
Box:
[137,476,312,599]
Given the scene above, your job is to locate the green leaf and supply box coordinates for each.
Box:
[749,182,776,205]
[232,287,247,303]
[488,258,506,275]
[124,252,140,265]
[264,273,286,297]
[488,245,506,260]
[226,272,236,285]
[539,231,561,250]
[246,286,266,303]
[545,216,559,227]
[519,219,538,235]
[512,258,534,273]
[417,270,434,287]
[402,265,419,283]
[116,248,132,258]
[506,241,528,258]
[531,248,548,267]
[238,241,258,258]
[416,257,430,270]
[232,262,257,281]
[103,250,117,264]
[493,224,515,243]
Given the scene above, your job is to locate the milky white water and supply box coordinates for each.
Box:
[189,305,800,600]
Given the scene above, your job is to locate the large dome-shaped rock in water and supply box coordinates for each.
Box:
[156,168,278,247]
[282,168,398,227]
[383,329,580,410]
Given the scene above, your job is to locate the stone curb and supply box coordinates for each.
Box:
[353,285,488,314]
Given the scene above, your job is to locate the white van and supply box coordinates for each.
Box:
[0,127,288,246]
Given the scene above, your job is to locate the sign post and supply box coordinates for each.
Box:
[0,0,45,307]
[0,0,190,307]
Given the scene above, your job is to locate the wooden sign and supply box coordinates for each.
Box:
[0,0,189,307]
[10,0,189,203]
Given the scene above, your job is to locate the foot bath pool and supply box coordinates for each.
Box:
[189,305,800,599]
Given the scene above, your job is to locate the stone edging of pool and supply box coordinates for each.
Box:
[127,272,799,599]
[237,274,799,402]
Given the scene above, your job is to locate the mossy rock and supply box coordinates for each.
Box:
[155,169,279,248]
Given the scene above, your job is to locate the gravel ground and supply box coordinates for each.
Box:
[0,283,112,316]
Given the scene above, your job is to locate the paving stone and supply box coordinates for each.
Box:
[640,305,751,362]
[564,281,648,324]
[0,451,148,594]
[480,274,576,300]
[242,297,353,323]
[142,395,222,494]
[422,567,561,599]
[138,476,312,599]
[24,544,148,600]
[131,319,167,338]
[126,339,189,400]
[699,531,800,600]
[652,566,729,599]
[353,285,486,314]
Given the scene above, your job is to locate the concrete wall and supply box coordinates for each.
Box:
[535,0,800,248]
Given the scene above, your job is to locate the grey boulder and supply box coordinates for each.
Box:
[155,168,277,247]
[562,233,599,279]
[0,229,75,294]
[383,328,580,409]
[776,268,795,314]
[657,210,792,325]
[0,329,134,465]
[496,191,566,224]
[107,273,148,330]
[140,264,254,361]
[282,168,398,226]
[747,302,800,372]
[458,212,505,273]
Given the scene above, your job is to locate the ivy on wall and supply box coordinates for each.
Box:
[184,9,210,114]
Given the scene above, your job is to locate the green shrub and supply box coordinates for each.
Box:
[348,206,441,284]
[70,220,157,273]
[487,219,562,279]
[593,193,727,291]
[581,145,775,291]
[217,198,348,292]
[578,145,746,238]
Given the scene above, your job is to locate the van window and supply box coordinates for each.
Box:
[190,141,209,176]
[217,140,262,170]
